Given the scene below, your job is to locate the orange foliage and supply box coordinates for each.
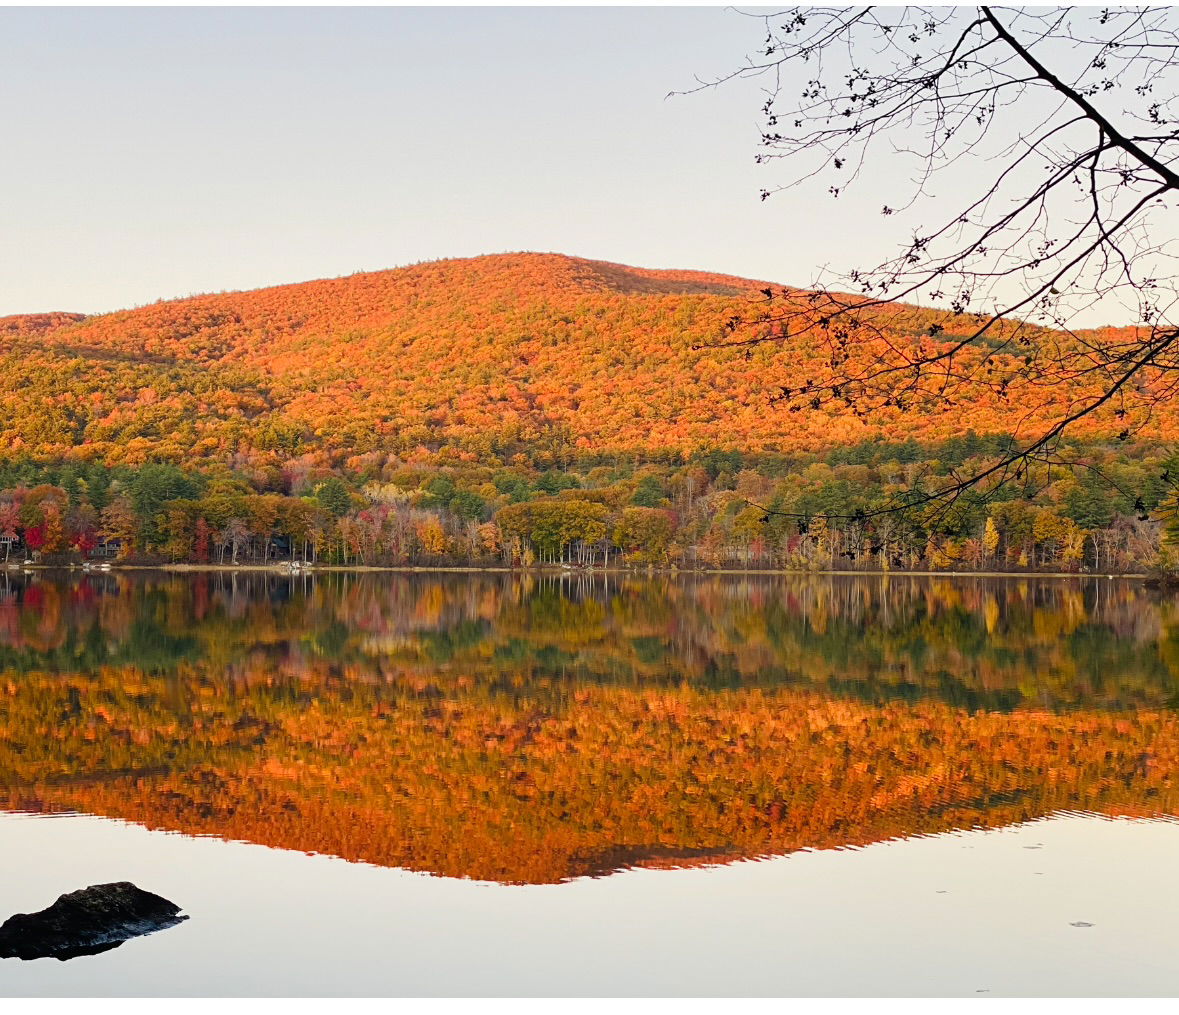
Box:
[3,254,1169,469]
[0,312,87,338]
[3,667,1179,884]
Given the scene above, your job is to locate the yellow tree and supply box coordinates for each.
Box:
[416,517,448,558]
[983,517,1000,563]
[614,507,676,564]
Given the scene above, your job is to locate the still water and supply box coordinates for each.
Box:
[1,571,1178,995]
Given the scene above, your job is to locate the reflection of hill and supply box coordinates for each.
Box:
[1,573,1179,883]
[2,663,1179,884]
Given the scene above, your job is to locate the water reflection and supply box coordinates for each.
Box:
[1,571,1178,883]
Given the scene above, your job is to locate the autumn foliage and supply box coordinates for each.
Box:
[3,253,1170,470]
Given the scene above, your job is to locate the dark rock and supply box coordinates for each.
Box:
[0,882,188,961]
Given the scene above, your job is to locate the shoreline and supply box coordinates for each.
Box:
[4,562,1150,580]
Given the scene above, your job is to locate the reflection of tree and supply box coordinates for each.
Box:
[0,574,1178,710]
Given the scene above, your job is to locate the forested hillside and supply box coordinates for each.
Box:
[0,253,1173,571]
[3,253,1169,464]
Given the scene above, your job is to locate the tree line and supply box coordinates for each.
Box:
[0,437,1172,572]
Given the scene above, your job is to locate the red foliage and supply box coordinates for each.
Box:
[193,518,211,563]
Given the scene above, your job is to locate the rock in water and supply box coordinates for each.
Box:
[0,882,188,960]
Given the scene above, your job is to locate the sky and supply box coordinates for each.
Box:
[0,6,911,317]
[3,6,1154,327]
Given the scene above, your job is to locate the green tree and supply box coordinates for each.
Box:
[315,478,352,518]
[1064,476,1118,530]
[631,475,665,508]
[449,489,487,522]
[131,464,200,549]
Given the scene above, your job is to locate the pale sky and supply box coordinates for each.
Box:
[1,6,912,317]
[2,6,1145,327]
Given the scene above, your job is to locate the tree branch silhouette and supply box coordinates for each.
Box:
[688,6,1179,524]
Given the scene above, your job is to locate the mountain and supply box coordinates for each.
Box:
[0,252,1163,470]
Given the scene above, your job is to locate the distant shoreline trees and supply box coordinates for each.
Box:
[0,443,1166,574]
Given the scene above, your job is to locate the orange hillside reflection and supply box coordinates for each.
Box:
[0,572,1177,883]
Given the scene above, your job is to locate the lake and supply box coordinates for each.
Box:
[1,571,1179,996]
